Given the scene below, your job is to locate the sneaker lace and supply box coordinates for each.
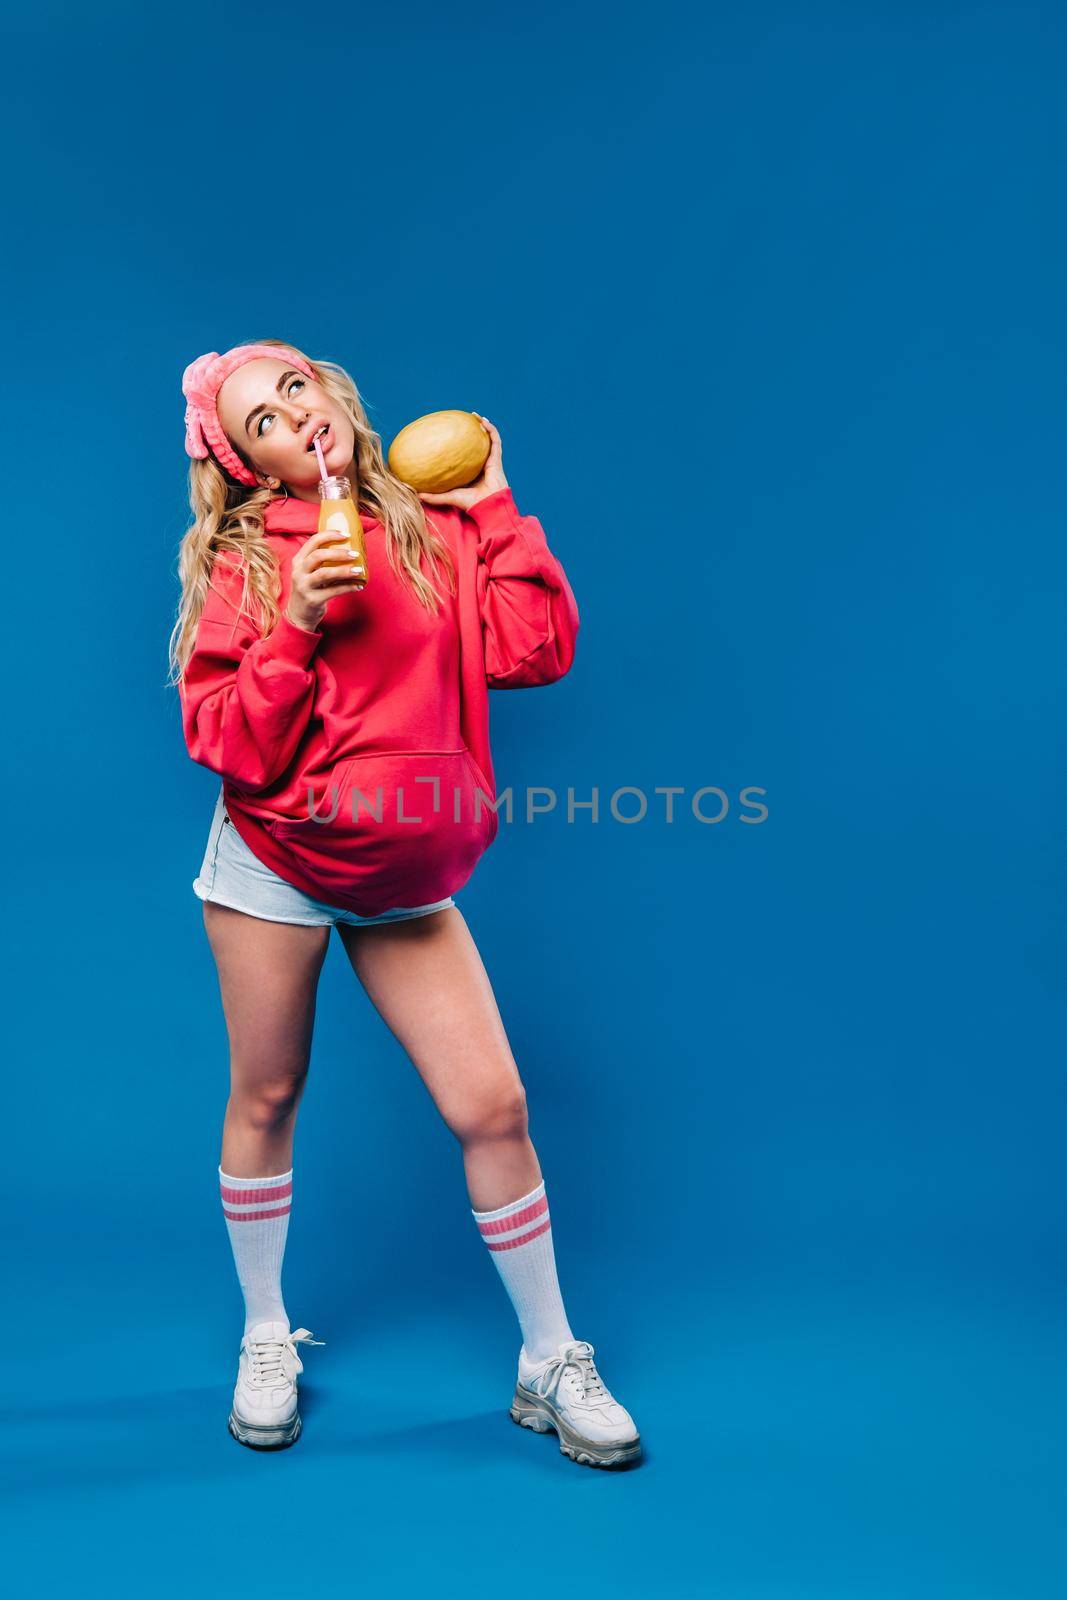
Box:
[544,1339,609,1404]
[246,1327,324,1387]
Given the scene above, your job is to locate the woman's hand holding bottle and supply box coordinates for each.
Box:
[285,530,367,632]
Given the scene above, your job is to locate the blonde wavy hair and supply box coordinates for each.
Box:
[166,337,457,686]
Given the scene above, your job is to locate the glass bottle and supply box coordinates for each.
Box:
[317,474,369,591]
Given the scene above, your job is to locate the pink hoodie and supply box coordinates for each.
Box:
[179,487,580,915]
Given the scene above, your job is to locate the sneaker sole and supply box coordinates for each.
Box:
[227,1409,302,1450]
[509,1384,642,1468]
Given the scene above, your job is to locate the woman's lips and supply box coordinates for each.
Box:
[307,424,332,454]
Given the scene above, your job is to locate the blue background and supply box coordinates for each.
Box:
[3,1,1064,1594]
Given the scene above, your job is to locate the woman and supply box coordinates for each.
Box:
[168,339,640,1467]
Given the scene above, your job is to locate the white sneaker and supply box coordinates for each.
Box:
[510,1338,642,1467]
[227,1321,325,1450]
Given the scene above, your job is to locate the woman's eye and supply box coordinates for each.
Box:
[257,377,306,436]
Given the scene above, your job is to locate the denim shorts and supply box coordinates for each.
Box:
[192,787,457,927]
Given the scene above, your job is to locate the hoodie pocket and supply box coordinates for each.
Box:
[272,747,496,914]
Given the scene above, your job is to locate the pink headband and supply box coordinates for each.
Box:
[181,343,317,486]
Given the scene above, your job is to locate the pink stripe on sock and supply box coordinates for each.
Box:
[477,1193,548,1237]
[485,1216,552,1252]
[219,1180,293,1205]
[222,1204,292,1222]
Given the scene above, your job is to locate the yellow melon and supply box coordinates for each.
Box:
[388,410,491,493]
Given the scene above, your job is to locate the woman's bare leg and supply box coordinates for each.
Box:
[202,902,331,1175]
[334,906,541,1210]
[335,908,640,1462]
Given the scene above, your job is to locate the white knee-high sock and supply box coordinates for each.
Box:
[219,1166,293,1333]
[471,1180,574,1362]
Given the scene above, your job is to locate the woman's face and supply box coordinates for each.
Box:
[216,357,356,500]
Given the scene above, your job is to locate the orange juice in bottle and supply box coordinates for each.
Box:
[317,474,369,590]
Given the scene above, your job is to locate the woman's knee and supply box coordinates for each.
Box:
[230,1064,309,1130]
[451,1079,529,1146]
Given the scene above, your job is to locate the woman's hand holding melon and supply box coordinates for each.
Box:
[285,529,366,633]
[418,414,509,511]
